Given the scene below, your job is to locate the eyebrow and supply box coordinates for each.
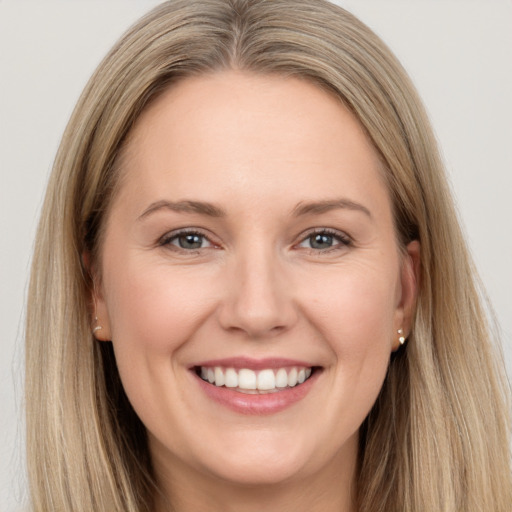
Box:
[138,197,372,221]
[292,198,372,218]
[138,200,226,220]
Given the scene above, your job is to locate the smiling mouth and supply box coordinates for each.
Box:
[195,366,316,394]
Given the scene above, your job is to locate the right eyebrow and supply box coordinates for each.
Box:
[137,200,226,220]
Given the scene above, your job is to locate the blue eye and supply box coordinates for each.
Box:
[161,231,213,250]
[298,230,351,251]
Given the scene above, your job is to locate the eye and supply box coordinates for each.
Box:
[297,229,351,251]
[160,230,214,251]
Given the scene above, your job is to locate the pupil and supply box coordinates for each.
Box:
[179,234,202,249]
[311,233,333,249]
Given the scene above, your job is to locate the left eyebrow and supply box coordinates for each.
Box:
[291,198,372,219]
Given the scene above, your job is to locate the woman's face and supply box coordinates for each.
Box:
[95,71,418,491]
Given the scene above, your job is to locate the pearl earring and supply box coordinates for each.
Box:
[92,317,103,335]
[398,328,405,345]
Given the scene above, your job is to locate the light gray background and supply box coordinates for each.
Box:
[1,1,511,509]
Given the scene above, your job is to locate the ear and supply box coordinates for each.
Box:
[392,240,420,351]
[82,251,112,342]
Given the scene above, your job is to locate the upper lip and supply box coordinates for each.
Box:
[191,357,316,370]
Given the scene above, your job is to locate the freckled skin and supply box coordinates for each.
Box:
[94,71,419,512]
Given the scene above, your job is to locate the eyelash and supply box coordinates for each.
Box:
[158,228,352,254]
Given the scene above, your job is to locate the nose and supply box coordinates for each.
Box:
[217,246,298,339]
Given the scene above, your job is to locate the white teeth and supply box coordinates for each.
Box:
[275,368,288,388]
[238,369,257,390]
[214,367,225,387]
[224,368,238,388]
[198,365,314,392]
[257,369,275,390]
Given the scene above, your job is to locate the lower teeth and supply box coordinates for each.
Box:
[200,379,307,393]
[234,387,285,394]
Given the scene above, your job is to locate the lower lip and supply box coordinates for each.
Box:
[193,370,319,415]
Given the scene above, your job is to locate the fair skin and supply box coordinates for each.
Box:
[93,71,419,512]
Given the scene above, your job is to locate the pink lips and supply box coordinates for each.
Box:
[191,357,319,415]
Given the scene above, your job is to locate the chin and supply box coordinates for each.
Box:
[205,455,306,487]
[192,432,313,486]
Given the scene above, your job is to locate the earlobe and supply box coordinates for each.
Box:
[91,286,112,342]
[393,240,421,351]
[83,251,112,341]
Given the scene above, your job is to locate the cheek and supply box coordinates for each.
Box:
[299,264,397,418]
[101,259,217,431]
[301,263,398,355]
[100,257,219,418]
[104,258,214,354]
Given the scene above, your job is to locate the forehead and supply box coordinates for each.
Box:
[113,70,390,221]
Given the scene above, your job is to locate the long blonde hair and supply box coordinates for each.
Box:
[26,1,511,510]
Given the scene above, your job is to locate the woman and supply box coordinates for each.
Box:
[25,0,511,510]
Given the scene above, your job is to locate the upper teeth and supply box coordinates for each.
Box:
[199,366,312,392]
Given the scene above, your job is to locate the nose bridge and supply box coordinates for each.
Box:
[218,236,296,337]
